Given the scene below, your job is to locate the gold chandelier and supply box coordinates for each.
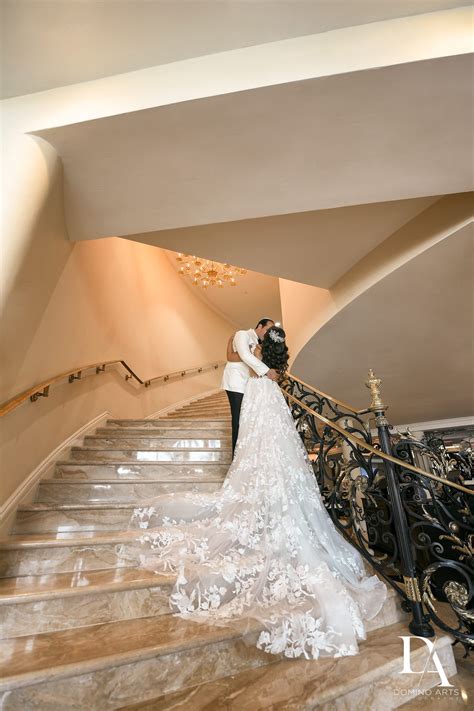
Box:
[176,253,247,288]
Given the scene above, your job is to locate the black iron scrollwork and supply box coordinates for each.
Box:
[281,374,474,655]
[393,436,473,653]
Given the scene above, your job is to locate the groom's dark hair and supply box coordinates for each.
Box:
[255,318,274,329]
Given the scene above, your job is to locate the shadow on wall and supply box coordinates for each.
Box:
[281,193,473,369]
[1,136,235,404]
[290,223,473,423]
[1,136,73,399]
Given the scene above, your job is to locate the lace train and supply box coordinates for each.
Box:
[127,377,387,659]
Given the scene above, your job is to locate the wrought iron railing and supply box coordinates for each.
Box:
[281,370,474,655]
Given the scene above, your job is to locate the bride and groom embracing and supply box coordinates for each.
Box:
[130,319,386,660]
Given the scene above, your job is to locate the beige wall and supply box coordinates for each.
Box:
[1,99,233,519]
[2,229,231,403]
[279,196,473,422]
[290,223,473,423]
[279,281,334,368]
[280,194,473,367]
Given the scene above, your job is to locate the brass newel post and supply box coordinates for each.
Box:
[365,369,434,637]
[366,369,386,412]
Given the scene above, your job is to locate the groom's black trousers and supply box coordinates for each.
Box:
[225,390,244,457]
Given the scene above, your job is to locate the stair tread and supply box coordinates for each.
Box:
[97,430,232,435]
[0,531,140,549]
[0,568,173,604]
[108,419,230,424]
[18,503,162,511]
[0,617,419,695]
[101,422,231,425]
[162,413,230,422]
[0,613,253,690]
[118,623,452,711]
[56,460,228,466]
[91,434,231,438]
[86,434,230,438]
[41,478,224,486]
[72,446,233,451]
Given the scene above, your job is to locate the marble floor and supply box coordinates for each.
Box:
[400,642,473,710]
[116,624,459,711]
[0,391,465,710]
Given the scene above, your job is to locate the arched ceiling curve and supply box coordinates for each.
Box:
[291,224,473,424]
[3,0,468,98]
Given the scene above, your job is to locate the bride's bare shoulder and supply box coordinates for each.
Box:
[254,344,263,359]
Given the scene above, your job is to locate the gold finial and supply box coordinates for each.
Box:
[365,369,385,411]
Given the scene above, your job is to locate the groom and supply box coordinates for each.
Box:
[222,318,279,456]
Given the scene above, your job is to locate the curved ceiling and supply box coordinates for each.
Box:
[292,224,473,424]
[3,0,468,99]
[33,53,472,241]
[164,249,282,329]
[131,196,439,289]
[2,2,471,433]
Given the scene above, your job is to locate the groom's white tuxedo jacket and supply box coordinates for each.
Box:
[221,329,269,394]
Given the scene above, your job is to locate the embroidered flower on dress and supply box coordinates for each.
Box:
[127,376,387,660]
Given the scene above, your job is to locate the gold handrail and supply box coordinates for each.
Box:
[0,360,225,418]
[145,363,222,387]
[287,373,361,415]
[284,391,473,496]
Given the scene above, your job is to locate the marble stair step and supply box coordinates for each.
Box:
[36,479,223,504]
[195,393,227,399]
[169,414,230,420]
[53,461,229,480]
[96,427,231,438]
[181,406,229,413]
[70,448,232,463]
[106,419,230,429]
[0,568,175,638]
[82,436,231,449]
[179,400,228,404]
[0,614,269,709]
[179,396,228,403]
[0,531,142,578]
[174,403,229,409]
[163,415,231,420]
[189,394,227,401]
[118,623,456,711]
[170,413,230,420]
[181,404,230,411]
[0,605,419,710]
[172,408,230,415]
[13,503,184,534]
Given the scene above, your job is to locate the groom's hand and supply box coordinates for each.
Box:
[266,369,279,381]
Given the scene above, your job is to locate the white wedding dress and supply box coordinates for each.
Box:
[129,376,387,660]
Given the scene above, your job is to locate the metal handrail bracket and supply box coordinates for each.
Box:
[0,360,225,418]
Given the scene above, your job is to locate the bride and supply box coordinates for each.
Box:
[129,326,387,659]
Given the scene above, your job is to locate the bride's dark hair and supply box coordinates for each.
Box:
[261,326,289,377]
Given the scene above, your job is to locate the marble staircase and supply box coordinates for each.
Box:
[0,390,457,709]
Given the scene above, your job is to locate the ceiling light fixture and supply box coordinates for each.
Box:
[176,253,247,288]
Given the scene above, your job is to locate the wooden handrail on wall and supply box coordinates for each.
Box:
[3,358,470,496]
[0,360,225,418]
